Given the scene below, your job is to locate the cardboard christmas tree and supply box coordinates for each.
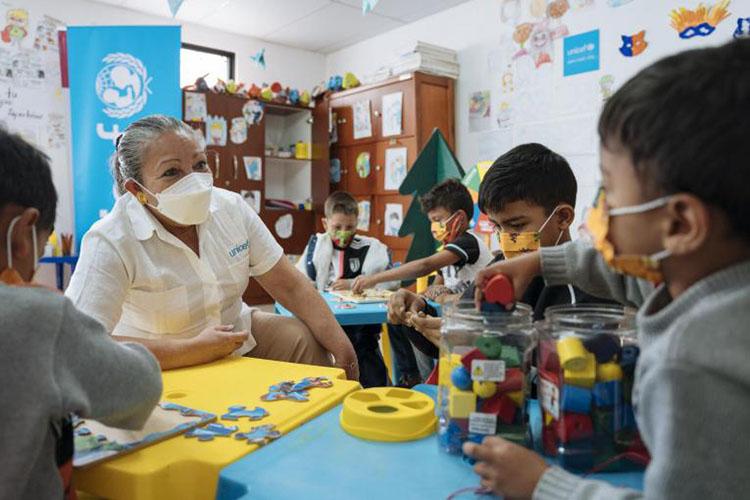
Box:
[398,128,465,266]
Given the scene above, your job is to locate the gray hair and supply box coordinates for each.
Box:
[111,114,203,195]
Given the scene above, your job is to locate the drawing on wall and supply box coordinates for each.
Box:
[669,1,731,39]
[243,156,262,180]
[496,101,512,129]
[599,74,615,101]
[355,151,371,178]
[241,190,261,213]
[500,0,522,24]
[512,19,567,68]
[384,147,407,191]
[230,116,247,144]
[353,100,372,139]
[275,213,293,239]
[619,30,648,57]
[381,91,403,137]
[357,200,371,231]
[33,15,60,51]
[734,17,750,38]
[2,8,29,46]
[47,113,66,149]
[469,90,491,132]
[184,91,207,122]
[330,158,341,183]
[501,70,514,94]
[206,115,227,146]
[242,99,264,125]
[384,203,403,237]
[571,0,595,11]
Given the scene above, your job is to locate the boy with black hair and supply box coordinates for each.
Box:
[0,129,162,499]
[352,178,493,296]
[466,39,750,499]
[297,191,421,387]
[388,143,609,359]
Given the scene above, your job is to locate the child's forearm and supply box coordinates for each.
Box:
[370,260,432,285]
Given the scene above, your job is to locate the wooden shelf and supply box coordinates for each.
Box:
[263,101,313,116]
[264,155,311,163]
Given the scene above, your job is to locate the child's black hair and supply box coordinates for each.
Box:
[0,128,57,230]
[324,191,358,217]
[598,38,750,239]
[420,178,474,218]
[478,143,576,215]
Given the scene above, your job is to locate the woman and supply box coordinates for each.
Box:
[66,115,358,379]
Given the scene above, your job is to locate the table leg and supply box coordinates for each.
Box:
[55,263,64,291]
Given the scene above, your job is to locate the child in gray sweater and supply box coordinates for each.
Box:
[466,39,750,499]
[0,129,162,500]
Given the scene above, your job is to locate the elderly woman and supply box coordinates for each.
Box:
[66,115,358,379]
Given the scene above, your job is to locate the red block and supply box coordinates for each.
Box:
[540,341,561,372]
[481,394,516,424]
[555,413,594,443]
[497,368,523,393]
[452,418,469,432]
[461,348,487,371]
[542,425,558,456]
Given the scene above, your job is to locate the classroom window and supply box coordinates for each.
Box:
[180,43,235,88]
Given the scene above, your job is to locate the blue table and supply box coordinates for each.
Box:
[39,255,78,291]
[216,385,643,499]
[275,291,388,326]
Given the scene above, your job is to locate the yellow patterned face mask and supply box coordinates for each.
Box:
[497,207,561,259]
[586,188,671,284]
[431,212,462,244]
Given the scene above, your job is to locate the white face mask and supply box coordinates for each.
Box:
[2,216,39,284]
[132,172,213,225]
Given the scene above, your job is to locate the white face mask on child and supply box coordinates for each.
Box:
[131,172,213,226]
[0,216,39,285]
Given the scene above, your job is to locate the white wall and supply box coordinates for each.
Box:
[325,0,736,231]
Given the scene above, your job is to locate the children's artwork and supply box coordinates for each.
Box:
[242,99,264,125]
[185,422,238,441]
[221,405,269,421]
[512,0,569,70]
[241,190,261,213]
[468,90,491,132]
[353,100,372,139]
[384,203,403,237]
[33,15,62,51]
[167,0,185,17]
[563,29,600,77]
[619,30,648,57]
[355,151,371,178]
[184,92,207,122]
[330,158,341,183]
[329,289,393,303]
[496,101,512,129]
[500,0,522,24]
[362,0,379,15]
[235,424,282,445]
[529,0,547,18]
[607,0,634,5]
[381,91,403,137]
[230,117,247,144]
[357,200,371,231]
[73,402,215,467]
[275,213,293,239]
[669,1,731,39]
[243,156,262,180]
[735,17,750,38]
[47,113,66,150]
[250,47,266,69]
[206,115,227,146]
[501,70,514,94]
[384,147,407,191]
[599,74,615,101]
[571,0,595,10]
[1,8,29,46]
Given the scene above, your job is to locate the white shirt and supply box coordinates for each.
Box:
[441,231,493,294]
[65,188,283,352]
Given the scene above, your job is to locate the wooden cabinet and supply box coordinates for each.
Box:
[329,72,455,267]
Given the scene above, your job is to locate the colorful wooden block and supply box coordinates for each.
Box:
[507,390,524,407]
[557,336,588,371]
[563,352,596,388]
[583,334,621,363]
[472,380,497,399]
[561,384,592,414]
[593,381,621,407]
[555,413,594,443]
[540,341,561,372]
[497,367,523,393]
[451,366,472,391]
[449,388,477,419]
[460,348,487,371]
[542,425,558,456]
[500,345,521,367]
[544,411,554,427]
[596,362,623,382]
[480,393,516,424]
[620,345,640,367]
[439,354,463,388]
[475,335,504,359]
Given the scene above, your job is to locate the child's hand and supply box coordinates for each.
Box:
[408,311,442,346]
[463,436,549,499]
[387,289,426,325]
[351,275,374,294]
[331,279,352,291]
[474,251,542,308]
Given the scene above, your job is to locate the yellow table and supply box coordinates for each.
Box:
[74,357,361,500]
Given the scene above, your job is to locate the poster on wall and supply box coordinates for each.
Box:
[184,91,207,121]
[230,117,247,144]
[67,25,181,244]
[563,29,600,76]
[241,190,261,213]
[384,147,407,191]
[381,91,403,137]
[468,90,492,132]
[357,200,371,231]
[353,100,372,139]
[206,115,227,146]
[243,156,262,180]
[384,203,403,237]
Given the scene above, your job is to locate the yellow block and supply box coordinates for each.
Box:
[507,390,524,407]
[544,411,554,426]
[596,361,623,382]
[556,336,588,371]
[472,380,497,399]
[74,357,360,500]
[563,352,597,388]
[438,353,462,388]
[449,388,477,419]
[380,324,395,383]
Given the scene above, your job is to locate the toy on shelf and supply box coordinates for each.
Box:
[299,90,311,106]
[327,75,343,91]
[289,88,300,105]
[225,79,246,96]
[182,73,210,92]
[213,78,227,94]
[342,72,360,89]
[312,82,327,98]
[248,83,262,99]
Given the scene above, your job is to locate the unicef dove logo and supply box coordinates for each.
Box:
[95,53,152,119]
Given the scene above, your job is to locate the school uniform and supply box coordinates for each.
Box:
[440,231,494,294]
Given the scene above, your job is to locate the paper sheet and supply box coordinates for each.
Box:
[384,203,403,237]
[353,100,372,139]
[384,147,407,191]
[381,91,403,137]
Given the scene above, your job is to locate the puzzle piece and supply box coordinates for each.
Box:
[261,390,309,402]
[185,423,239,441]
[261,376,333,402]
[268,381,296,393]
[235,424,282,445]
[159,402,215,419]
[291,377,333,392]
[221,405,269,421]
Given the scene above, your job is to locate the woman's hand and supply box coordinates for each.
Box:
[350,275,375,294]
[387,289,426,325]
[463,436,549,499]
[474,251,542,308]
[407,311,442,347]
[190,325,249,362]
[333,349,360,381]
[330,279,352,291]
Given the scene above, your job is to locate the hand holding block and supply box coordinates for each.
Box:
[483,274,514,306]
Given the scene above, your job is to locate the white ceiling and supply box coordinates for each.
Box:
[88,0,471,53]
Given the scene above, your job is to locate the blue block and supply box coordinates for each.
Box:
[561,384,592,414]
[620,345,640,367]
[616,404,636,431]
[450,366,472,391]
[583,334,621,363]
[593,381,622,408]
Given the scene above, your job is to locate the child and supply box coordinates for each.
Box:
[352,178,493,296]
[0,129,163,499]
[388,143,611,359]
[467,40,750,499]
[296,191,420,387]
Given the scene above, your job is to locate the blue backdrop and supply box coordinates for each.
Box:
[67,25,181,245]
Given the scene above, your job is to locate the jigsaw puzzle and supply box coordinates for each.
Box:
[221,405,270,421]
[235,424,282,445]
[185,422,239,441]
[261,376,333,402]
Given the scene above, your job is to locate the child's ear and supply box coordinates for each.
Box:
[556,205,575,230]
[321,218,328,231]
[10,208,39,261]
[662,194,709,256]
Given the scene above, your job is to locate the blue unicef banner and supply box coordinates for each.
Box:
[67,26,180,244]
[563,29,600,77]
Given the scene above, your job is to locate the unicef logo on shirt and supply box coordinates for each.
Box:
[95,52,152,119]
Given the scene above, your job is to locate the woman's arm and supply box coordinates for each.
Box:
[255,256,359,380]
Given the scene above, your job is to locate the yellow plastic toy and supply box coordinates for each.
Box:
[472,380,497,399]
[260,86,273,101]
[563,352,596,388]
[448,387,477,418]
[507,390,524,407]
[299,90,311,106]
[596,361,623,382]
[340,387,437,442]
[342,71,360,89]
[556,336,588,371]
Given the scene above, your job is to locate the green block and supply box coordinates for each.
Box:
[497,424,527,446]
[475,336,503,359]
[500,345,521,367]
[592,407,615,437]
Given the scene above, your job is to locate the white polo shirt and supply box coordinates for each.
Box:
[65,187,283,352]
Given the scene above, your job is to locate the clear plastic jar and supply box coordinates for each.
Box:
[437,299,535,455]
[537,304,648,472]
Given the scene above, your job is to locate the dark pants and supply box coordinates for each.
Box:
[389,323,440,360]
[343,324,388,388]
[387,324,421,380]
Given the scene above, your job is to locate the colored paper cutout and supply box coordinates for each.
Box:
[250,48,266,69]
[619,30,648,57]
[356,151,371,178]
[670,1,731,39]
